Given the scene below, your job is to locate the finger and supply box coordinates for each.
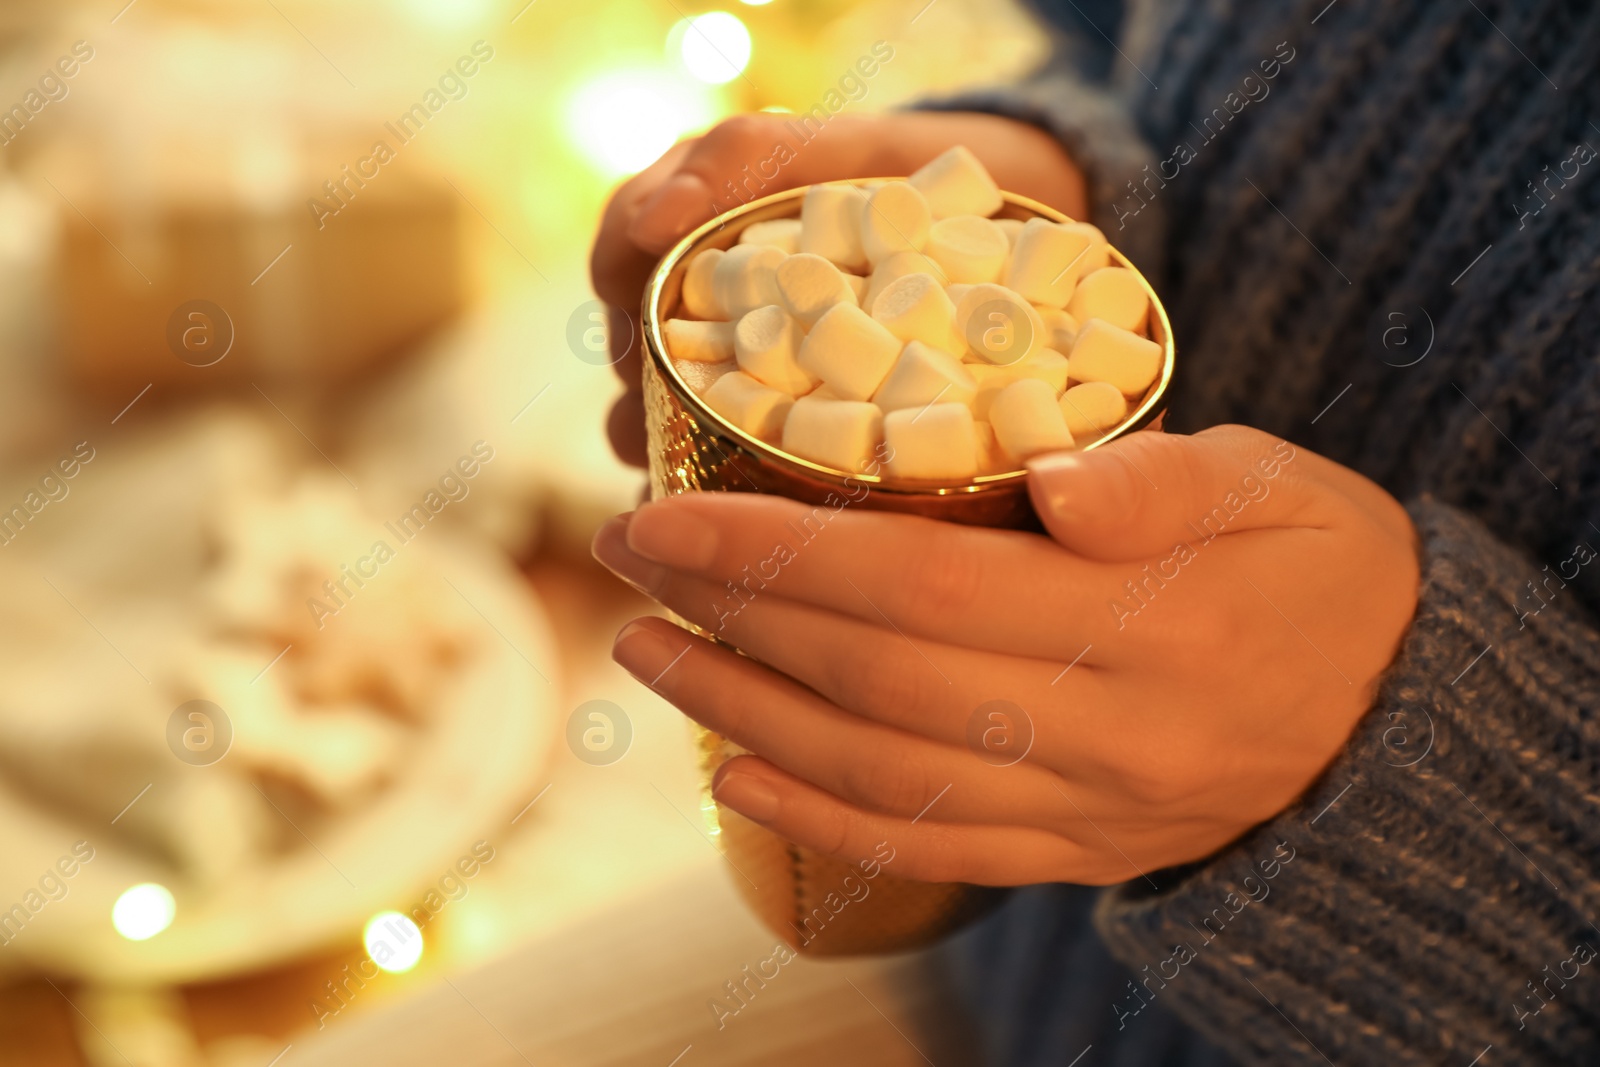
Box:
[628,113,885,254]
[710,755,1106,886]
[607,304,641,391]
[611,493,1120,660]
[612,618,1077,828]
[1025,425,1333,563]
[607,390,647,468]
[595,516,1095,746]
[589,138,699,311]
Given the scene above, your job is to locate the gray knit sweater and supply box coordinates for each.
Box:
[923,1,1600,1064]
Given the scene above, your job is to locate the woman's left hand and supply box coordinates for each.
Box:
[592,425,1419,885]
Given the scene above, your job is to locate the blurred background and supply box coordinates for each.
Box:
[0,0,1050,1062]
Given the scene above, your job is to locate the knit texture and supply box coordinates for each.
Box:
[922,0,1600,1063]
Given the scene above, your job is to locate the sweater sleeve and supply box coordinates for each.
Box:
[1091,499,1600,1066]
[913,62,1167,280]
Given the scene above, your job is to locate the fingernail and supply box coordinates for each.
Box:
[612,621,683,688]
[1027,450,1137,526]
[713,769,780,824]
[627,501,719,570]
[629,173,714,251]
[591,515,667,595]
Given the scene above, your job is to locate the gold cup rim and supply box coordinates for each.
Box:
[641,179,1176,498]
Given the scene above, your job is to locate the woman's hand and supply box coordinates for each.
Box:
[592,426,1419,885]
[588,110,1087,466]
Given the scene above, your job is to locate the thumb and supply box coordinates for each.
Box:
[1024,426,1317,561]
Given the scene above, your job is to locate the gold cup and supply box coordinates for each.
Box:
[640,181,1175,956]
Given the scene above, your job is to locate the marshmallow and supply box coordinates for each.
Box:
[1036,306,1080,353]
[860,181,932,265]
[995,217,1024,248]
[967,356,1070,419]
[864,251,947,313]
[714,243,786,319]
[908,145,1003,219]
[926,215,1010,284]
[734,304,818,394]
[885,404,978,481]
[1059,381,1129,440]
[739,218,802,254]
[872,340,977,413]
[704,370,794,443]
[989,378,1075,464]
[796,302,902,401]
[1021,348,1071,392]
[946,283,975,310]
[672,358,736,396]
[954,283,1044,366]
[782,395,884,473]
[871,272,962,352]
[776,253,857,327]
[972,420,1007,474]
[1067,267,1150,333]
[1004,218,1110,307]
[665,318,736,363]
[799,183,867,271]
[842,272,868,304]
[681,247,725,320]
[1070,319,1163,396]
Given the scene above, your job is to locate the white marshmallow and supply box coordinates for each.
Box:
[776,253,857,327]
[926,215,1009,284]
[995,217,1024,248]
[1022,348,1071,392]
[796,302,902,401]
[864,251,947,313]
[989,378,1075,464]
[967,355,1070,419]
[681,247,725,320]
[714,243,786,319]
[946,283,975,309]
[1036,306,1080,353]
[1059,381,1129,440]
[972,420,1007,474]
[1005,219,1110,307]
[664,318,735,363]
[672,358,736,396]
[871,273,962,352]
[734,305,818,394]
[860,181,932,266]
[704,370,794,443]
[1067,267,1150,333]
[739,218,802,254]
[782,396,884,473]
[954,283,1044,366]
[799,183,867,271]
[872,340,977,413]
[1070,319,1163,396]
[842,273,868,304]
[908,145,1003,219]
[885,404,978,481]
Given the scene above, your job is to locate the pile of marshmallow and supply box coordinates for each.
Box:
[662,146,1163,481]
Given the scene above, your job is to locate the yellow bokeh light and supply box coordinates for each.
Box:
[363,911,425,974]
[567,71,718,178]
[740,0,775,6]
[112,883,176,941]
[676,12,752,85]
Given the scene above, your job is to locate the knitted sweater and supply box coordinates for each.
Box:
[922,1,1600,1064]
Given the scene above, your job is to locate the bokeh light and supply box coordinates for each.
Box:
[364,911,425,974]
[567,71,719,178]
[111,883,176,941]
[676,12,752,85]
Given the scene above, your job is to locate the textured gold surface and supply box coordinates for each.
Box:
[641,181,1175,957]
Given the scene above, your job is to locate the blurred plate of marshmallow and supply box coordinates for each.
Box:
[651,146,1173,487]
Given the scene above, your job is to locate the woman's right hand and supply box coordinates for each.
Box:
[587,110,1088,466]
